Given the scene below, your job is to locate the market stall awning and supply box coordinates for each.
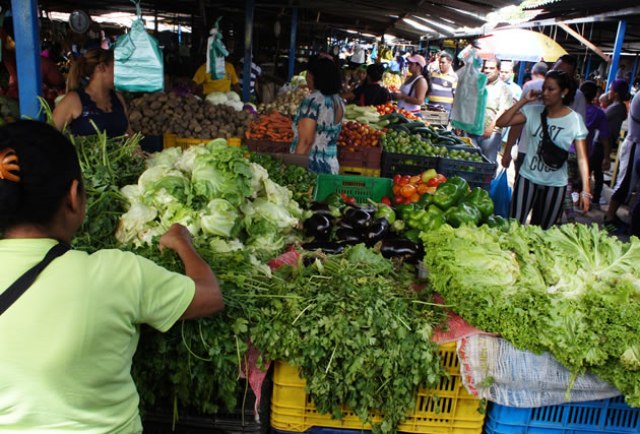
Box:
[476,28,567,62]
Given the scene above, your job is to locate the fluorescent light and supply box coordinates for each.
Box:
[402,18,433,33]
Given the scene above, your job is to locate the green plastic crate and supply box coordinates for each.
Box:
[313,174,393,204]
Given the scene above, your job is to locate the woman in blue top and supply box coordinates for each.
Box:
[496,70,591,229]
[53,48,130,138]
[291,56,344,174]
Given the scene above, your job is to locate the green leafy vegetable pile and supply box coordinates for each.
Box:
[251,245,447,434]
[421,223,640,405]
[116,140,304,259]
[70,131,146,251]
[68,131,449,433]
[248,153,316,208]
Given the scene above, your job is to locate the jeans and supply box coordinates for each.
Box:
[469,132,503,167]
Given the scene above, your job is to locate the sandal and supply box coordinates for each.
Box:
[603,216,627,233]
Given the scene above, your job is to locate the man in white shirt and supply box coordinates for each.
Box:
[499,60,522,101]
[469,57,513,166]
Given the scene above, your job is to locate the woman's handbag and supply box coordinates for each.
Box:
[538,109,569,170]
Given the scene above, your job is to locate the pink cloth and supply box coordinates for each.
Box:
[431,293,495,344]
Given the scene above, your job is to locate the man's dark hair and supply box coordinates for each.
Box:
[439,52,453,62]
[580,80,599,103]
[307,56,342,95]
[366,63,385,82]
[557,55,577,73]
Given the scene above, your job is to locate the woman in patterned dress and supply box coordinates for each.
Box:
[291,56,344,174]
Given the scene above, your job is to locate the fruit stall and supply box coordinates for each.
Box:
[69,122,640,434]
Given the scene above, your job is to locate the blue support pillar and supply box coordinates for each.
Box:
[517,61,526,87]
[288,7,298,80]
[12,0,42,120]
[607,19,626,91]
[243,0,255,103]
[585,55,592,80]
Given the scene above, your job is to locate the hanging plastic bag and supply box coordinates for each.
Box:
[451,48,487,136]
[114,0,164,92]
[489,168,512,218]
[206,17,229,80]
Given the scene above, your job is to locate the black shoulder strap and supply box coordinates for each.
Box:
[0,243,70,316]
[540,108,551,142]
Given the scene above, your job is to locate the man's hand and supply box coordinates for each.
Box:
[501,151,512,169]
[159,224,193,253]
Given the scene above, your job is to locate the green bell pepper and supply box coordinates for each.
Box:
[375,205,396,224]
[396,203,417,221]
[463,187,494,220]
[322,192,343,208]
[432,182,465,211]
[445,176,470,192]
[418,193,433,208]
[421,212,445,232]
[404,228,421,243]
[444,203,482,228]
[485,215,510,232]
[407,209,429,230]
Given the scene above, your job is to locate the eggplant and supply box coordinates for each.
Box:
[336,227,364,245]
[343,207,374,229]
[365,218,391,246]
[380,238,422,263]
[302,241,345,255]
[303,213,332,240]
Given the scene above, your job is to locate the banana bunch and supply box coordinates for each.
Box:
[383,72,402,92]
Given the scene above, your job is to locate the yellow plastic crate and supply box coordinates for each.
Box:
[271,342,485,434]
[163,133,242,149]
[339,166,381,177]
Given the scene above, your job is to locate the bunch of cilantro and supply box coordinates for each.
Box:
[422,223,640,406]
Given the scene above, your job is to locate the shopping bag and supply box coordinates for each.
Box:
[451,48,487,136]
[114,2,163,92]
[489,168,512,218]
[206,17,229,80]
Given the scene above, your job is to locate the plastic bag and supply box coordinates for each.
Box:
[451,48,487,136]
[458,335,621,408]
[489,168,512,218]
[114,2,163,92]
[206,17,229,80]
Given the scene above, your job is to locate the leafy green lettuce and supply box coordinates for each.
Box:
[421,223,640,406]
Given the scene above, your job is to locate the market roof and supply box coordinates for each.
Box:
[38,0,520,41]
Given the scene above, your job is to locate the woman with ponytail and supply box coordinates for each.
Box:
[52,48,130,137]
[0,121,223,431]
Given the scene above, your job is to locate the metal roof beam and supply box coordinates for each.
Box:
[557,22,610,62]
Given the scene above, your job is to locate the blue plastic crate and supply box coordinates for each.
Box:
[485,396,640,434]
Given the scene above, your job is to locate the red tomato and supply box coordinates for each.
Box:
[393,174,402,185]
[394,196,405,205]
[400,184,417,198]
[409,175,422,185]
[427,177,441,187]
[399,175,411,185]
[381,196,392,206]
